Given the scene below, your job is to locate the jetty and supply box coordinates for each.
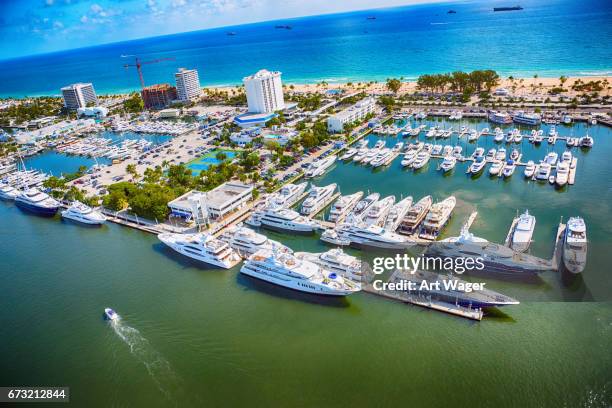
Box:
[551,220,567,271]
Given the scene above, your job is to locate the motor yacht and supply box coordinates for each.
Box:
[511,210,535,252]
[363,195,395,227]
[300,183,337,216]
[467,129,479,142]
[348,193,380,221]
[267,182,308,209]
[471,147,485,159]
[294,248,363,282]
[510,149,520,161]
[340,148,357,160]
[489,160,503,176]
[419,196,456,240]
[158,232,242,269]
[219,225,290,257]
[544,152,558,166]
[494,128,505,143]
[489,111,512,124]
[328,191,364,222]
[523,161,536,178]
[398,195,433,235]
[513,111,541,126]
[334,222,415,250]
[320,228,351,246]
[452,146,463,158]
[15,188,60,216]
[370,148,393,167]
[0,183,18,200]
[555,162,570,186]
[412,151,430,169]
[495,148,506,161]
[61,201,106,225]
[468,156,486,174]
[439,156,457,173]
[485,148,496,161]
[561,151,573,164]
[246,207,319,233]
[383,196,413,231]
[401,150,418,167]
[579,135,594,148]
[535,162,551,180]
[563,217,587,274]
[502,160,516,178]
[304,155,337,178]
[241,249,360,296]
[432,145,443,156]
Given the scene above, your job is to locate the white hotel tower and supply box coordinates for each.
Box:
[61,83,98,110]
[175,68,202,102]
[243,69,285,113]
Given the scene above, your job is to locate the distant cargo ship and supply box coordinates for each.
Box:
[493,5,523,11]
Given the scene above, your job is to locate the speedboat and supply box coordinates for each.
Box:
[511,210,535,252]
[61,201,107,225]
[495,148,506,161]
[563,217,587,274]
[412,151,430,169]
[579,135,594,148]
[340,148,357,160]
[104,308,120,321]
[544,152,558,166]
[432,145,443,156]
[510,149,520,161]
[485,148,496,161]
[471,147,485,159]
[523,161,536,178]
[561,151,573,164]
[15,188,60,216]
[494,128,504,143]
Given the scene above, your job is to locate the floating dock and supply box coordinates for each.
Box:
[551,220,566,271]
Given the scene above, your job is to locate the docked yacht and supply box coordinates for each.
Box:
[485,148,496,161]
[555,162,570,186]
[15,188,60,216]
[328,191,364,222]
[494,128,505,142]
[61,201,107,225]
[535,162,551,180]
[511,210,536,252]
[295,248,363,282]
[419,196,456,240]
[401,150,418,167]
[300,183,337,216]
[390,269,520,308]
[412,151,430,169]
[489,111,512,124]
[219,225,291,257]
[267,182,308,208]
[489,160,503,176]
[158,232,242,269]
[247,207,319,233]
[524,161,536,178]
[439,156,457,172]
[0,183,18,200]
[370,148,393,167]
[320,228,351,246]
[501,160,516,178]
[467,129,479,142]
[579,135,594,148]
[383,196,413,231]
[495,148,507,161]
[468,156,486,174]
[241,249,360,295]
[472,147,485,159]
[348,192,380,221]
[398,195,432,235]
[432,144,443,156]
[430,230,552,276]
[340,148,358,160]
[544,152,558,166]
[563,217,587,274]
[335,223,415,250]
[363,195,396,227]
[304,155,337,178]
[513,111,541,126]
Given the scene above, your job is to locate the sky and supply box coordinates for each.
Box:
[0,0,445,60]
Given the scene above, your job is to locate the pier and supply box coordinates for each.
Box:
[551,220,567,271]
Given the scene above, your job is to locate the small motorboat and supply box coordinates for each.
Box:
[502,160,516,178]
[104,308,120,321]
[524,160,536,178]
[548,175,556,184]
[489,160,503,176]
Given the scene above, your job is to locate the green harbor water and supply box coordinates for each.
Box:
[1,118,611,407]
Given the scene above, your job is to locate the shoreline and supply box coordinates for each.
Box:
[2,74,611,99]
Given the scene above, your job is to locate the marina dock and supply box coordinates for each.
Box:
[503,214,520,247]
[551,220,566,271]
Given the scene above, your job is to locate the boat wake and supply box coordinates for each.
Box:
[109,319,183,405]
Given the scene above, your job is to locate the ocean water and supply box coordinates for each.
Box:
[1,119,611,407]
[0,0,611,97]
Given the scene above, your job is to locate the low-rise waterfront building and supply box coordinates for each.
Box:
[175,68,202,102]
[77,106,109,118]
[327,97,376,133]
[233,112,277,128]
[61,83,98,110]
[243,69,285,113]
[159,108,181,118]
[168,182,253,223]
[142,84,177,109]
[14,119,97,144]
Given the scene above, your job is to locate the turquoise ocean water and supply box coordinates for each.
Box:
[0,0,611,97]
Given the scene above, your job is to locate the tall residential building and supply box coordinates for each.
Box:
[175,68,202,102]
[141,84,177,110]
[61,83,98,110]
[243,69,285,113]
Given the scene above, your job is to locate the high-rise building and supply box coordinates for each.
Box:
[175,68,202,102]
[243,69,285,113]
[141,84,177,110]
[61,83,98,110]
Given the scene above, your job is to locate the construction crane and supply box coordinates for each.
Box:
[122,55,174,89]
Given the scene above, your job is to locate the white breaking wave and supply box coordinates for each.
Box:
[110,319,183,405]
[577,70,612,76]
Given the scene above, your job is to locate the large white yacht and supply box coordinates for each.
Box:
[398,195,432,235]
[363,195,395,227]
[555,162,570,186]
[563,217,587,274]
[334,222,415,250]
[15,188,60,216]
[513,111,541,126]
[295,248,363,282]
[383,196,413,231]
[347,192,380,221]
[61,201,107,225]
[0,183,19,200]
[158,232,242,269]
[300,183,337,216]
[219,225,291,257]
[267,182,308,208]
[328,191,363,222]
[304,155,337,178]
[535,162,552,180]
[246,207,319,233]
[488,111,512,124]
[510,210,535,252]
[240,249,361,296]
